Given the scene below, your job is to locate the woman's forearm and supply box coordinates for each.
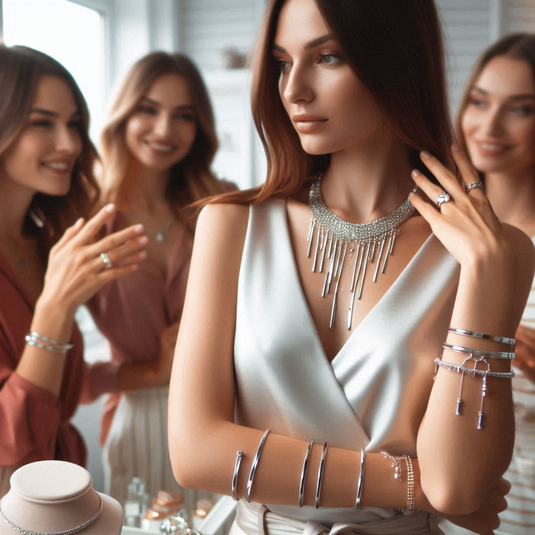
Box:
[15,296,74,396]
[417,250,520,513]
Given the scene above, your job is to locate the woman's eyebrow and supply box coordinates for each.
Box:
[29,108,80,118]
[471,86,535,100]
[272,34,334,54]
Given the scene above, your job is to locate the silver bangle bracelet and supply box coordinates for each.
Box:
[448,327,515,346]
[232,450,243,501]
[298,440,314,507]
[25,336,71,354]
[28,331,73,348]
[443,343,515,360]
[315,443,328,508]
[245,430,270,503]
[434,357,515,379]
[355,448,366,509]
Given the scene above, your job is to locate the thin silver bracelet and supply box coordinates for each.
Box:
[28,331,73,348]
[245,430,270,503]
[355,449,366,509]
[315,443,328,508]
[298,440,314,507]
[25,336,72,354]
[401,455,415,515]
[434,356,515,379]
[232,450,243,501]
[443,343,515,360]
[448,327,515,346]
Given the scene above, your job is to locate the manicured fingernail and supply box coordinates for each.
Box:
[138,236,149,245]
[411,169,421,178]
[451,143,460,152]
[74,217,84,228]
[421,151,432,160]
[139,251,148,259]
[106,204,116,213]
[135,224,144,233]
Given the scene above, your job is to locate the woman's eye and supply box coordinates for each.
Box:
[468,98,487,109]
[512,106,534,116]
[138,106,156,115]
[30,120,52,128]
[277,59,291,72]
[320,54,342,66]
[68,120,83,130]
[174,113,195,122]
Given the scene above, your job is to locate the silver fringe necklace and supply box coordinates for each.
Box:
[306,176,415,330]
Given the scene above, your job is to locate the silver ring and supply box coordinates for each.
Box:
[100,252,113,269]
[436,191,451,210]
[465,181,484,193]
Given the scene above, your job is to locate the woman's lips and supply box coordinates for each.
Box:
[475,140,511,157]
[292,114,328,133]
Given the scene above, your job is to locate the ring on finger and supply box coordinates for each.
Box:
[465,181,484,194]
[100,252,113,270]
[436,191,451,211]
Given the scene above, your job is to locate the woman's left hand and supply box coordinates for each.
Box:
[409,147,507,267]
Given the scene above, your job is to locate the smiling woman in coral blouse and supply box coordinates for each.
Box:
[0,45,155,498]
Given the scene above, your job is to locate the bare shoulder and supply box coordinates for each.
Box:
[196,202,249,251]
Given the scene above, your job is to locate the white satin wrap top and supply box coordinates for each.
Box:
[233,199,460,528]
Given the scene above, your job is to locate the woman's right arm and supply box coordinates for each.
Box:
[169,203,420,510]
[16,205,147,397]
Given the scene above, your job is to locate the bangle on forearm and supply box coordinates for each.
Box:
[231,450,243,501]
[298,440,314,507]
[25,332,73,354]
[245,430,270,503]
[448,327,515,346]
[400,455,415,515]
[443,343,514,360]
[315,442,328,508]
[355,448,366,509]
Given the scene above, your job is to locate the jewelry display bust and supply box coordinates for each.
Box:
[0,461,123,535]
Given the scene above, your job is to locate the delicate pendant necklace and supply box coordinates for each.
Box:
[145,217,175,242]
[306,176,415,330]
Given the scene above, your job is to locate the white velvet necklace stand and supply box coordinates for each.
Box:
[0,461,123,535]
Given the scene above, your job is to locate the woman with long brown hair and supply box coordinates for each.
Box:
[168,1,534,534]
[441,32,535,535]
[89,51,235,506]
[0,45,149,497]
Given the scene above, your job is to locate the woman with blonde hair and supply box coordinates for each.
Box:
[90,51,235,505]
[0,44,148,497]
[168,1,533,534]
[442,32,535,535]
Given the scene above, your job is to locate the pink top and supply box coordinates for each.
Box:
[0,253,117,469]
[88,212,193,444]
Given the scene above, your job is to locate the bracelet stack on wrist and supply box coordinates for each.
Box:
[25,331,73,354]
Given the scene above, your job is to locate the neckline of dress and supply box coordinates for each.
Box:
[280,198,434,365]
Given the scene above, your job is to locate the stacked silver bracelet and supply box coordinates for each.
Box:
[315,443,328,508]
[435,327,516,430]
[231,450,243,501]
[245,430,270,503]
[401,455,415,515]
[25,332,73,354]
[355,449,366,509]
[298,440,314,507]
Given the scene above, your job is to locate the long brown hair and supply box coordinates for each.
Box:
[0,45,99,250]
[207,0,453,206]
[100,51,227,234]
[455,33,535,158]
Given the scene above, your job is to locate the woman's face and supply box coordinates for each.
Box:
[125,74,198,171]
[273,0,385,156]
[462,56,535,176]
[0,75,82,197]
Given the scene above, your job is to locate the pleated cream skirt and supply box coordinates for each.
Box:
[103,386,192,509]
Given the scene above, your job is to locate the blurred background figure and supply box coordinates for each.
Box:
[89,51,236,506]
[442,32,535,535]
